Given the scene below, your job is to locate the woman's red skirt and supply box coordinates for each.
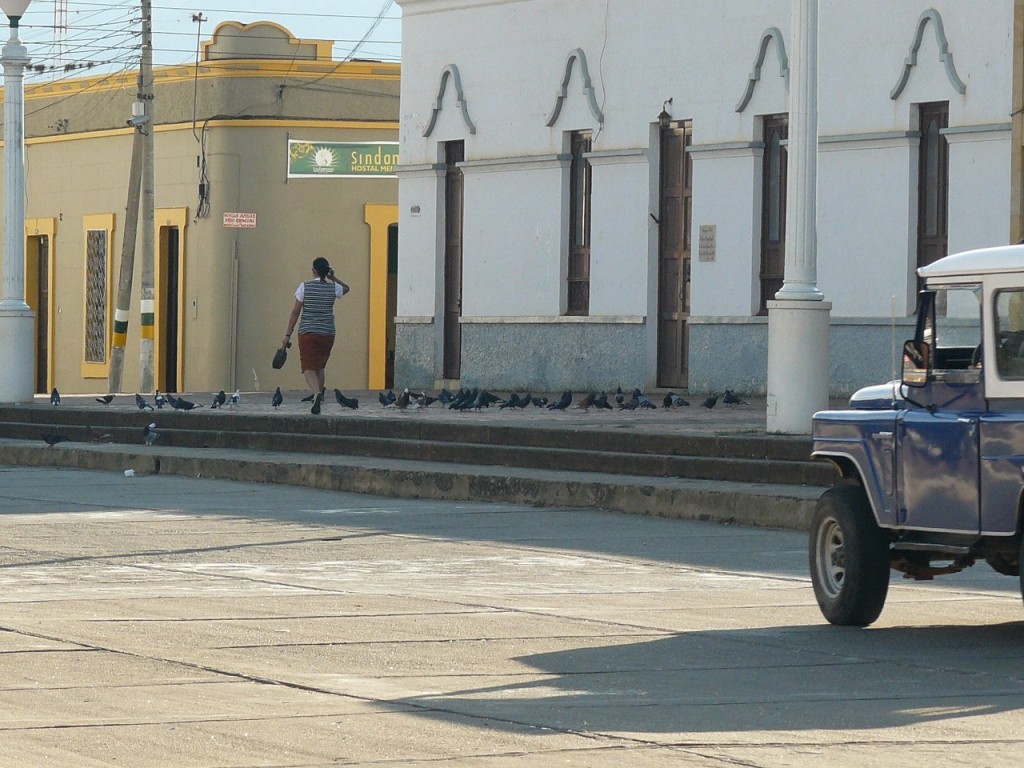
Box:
[298,332,335,371]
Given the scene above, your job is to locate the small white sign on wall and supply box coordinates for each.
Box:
[698,224,717,262]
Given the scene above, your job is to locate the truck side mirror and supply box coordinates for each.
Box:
[902,339,929,387]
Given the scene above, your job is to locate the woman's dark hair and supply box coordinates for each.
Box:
[312,257,331,280]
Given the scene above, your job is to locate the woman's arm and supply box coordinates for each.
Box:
[282,298,302,347]
[328,268,350,295]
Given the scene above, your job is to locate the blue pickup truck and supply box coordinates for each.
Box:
[810,244,1024,625]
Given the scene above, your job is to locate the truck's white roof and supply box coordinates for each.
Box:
[919,244,1024,279]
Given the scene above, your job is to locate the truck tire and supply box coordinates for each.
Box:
[809,485,890,626]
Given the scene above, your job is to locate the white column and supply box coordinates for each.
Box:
[0,20,35,403]
[766,0,831,433]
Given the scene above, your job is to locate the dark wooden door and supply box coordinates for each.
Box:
[35,237,49,393]
[443,140,465,380]
[161,227,181,393]
[759,115,788,314]
[917,102,949,274]
[657,121,692,388]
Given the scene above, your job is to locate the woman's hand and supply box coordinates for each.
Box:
[281,336,292,348]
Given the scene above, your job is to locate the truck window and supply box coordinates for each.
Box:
[925,285,981,373]
[995,289,1024,378]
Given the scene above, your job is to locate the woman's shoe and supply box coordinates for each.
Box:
[311,392,322,415]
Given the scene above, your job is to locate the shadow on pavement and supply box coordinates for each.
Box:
[394,621,1024,736]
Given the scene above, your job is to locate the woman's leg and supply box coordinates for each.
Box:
[302,368,319,397]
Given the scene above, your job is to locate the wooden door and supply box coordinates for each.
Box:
[657,121,692,388]
[443,140,465,380]
[32,236,49,393]
[917,102,949,274]
[759,115,788,314]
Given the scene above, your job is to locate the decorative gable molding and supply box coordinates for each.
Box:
[423,63,477,137]
[735,27,789,113]
[890,8,966,100]
[545,48,605,128]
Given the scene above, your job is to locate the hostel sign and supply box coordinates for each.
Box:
[288,140,399,178]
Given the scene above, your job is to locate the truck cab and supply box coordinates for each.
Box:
[810,244,1024,625]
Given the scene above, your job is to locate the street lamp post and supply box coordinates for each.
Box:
[0,0,34,404]
[765,0,831,433]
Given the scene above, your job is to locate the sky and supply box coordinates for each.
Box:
[12,0,402,83]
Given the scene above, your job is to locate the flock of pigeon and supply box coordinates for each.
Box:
[370,386,748,412]
[39,384,748,447]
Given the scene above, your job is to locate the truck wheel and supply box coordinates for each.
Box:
[809,485,890,626]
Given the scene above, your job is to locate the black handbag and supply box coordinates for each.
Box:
[272,346,288,369]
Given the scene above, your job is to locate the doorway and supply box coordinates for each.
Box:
[657,120,692,388]
[443,140,465,381]
[25,234,50,393]
[158,225,182,392]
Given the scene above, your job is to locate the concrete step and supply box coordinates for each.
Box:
[0,438,823,531]
[0,406,828,485]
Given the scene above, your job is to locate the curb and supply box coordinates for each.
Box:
[0,441,821,530]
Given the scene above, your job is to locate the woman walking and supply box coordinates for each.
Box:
[282,257,350,414]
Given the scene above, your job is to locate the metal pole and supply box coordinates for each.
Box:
[139,0,156,392]
[0,13,34,403]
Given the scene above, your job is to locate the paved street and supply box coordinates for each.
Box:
[2,466,1024,766]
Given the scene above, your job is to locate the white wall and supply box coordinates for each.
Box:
[395,0,1015,385]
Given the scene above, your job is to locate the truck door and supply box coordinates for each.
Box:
[897,406,980,532]
[897,282,982,533]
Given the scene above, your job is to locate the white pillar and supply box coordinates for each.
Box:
[0,19,35,403]
[766,0,831,433]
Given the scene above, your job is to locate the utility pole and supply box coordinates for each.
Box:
[106,123,144,393]
[139,0,156,392]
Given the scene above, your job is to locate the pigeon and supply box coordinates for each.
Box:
[636,390,657,409]
[135,393,154,411]
[593,392,612,410]
[438,388,454,405]
[229,390,240,406]
[164,393,179,409]
[663,392,690,408]
[723,389,747,406]
[500,392,522,410]
[547,390,572,410]
[449,388,475,410]
[412,394,437,409]
[479,390,502,407]
[394,388,411,409]
[143,422,160,446]
[334,389,359,409]
[85,425,113,443]
[529,395,548,407]
[614,387,624,406]
[576,392,596,411]
[154,390,166,409]
[41,433,68,446]
[619,392,639,411]
[378,391,391,407]
[95,394,114,405]
[271,387,283,408]
[702,396,718,409]
[211,390,227,409]
[50,388,60,406]
[172,396,197,411]
[301,393,316,402]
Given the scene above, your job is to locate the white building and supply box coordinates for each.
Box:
[394,0,1014,395]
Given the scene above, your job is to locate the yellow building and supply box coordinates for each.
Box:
[3,21,399,396]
